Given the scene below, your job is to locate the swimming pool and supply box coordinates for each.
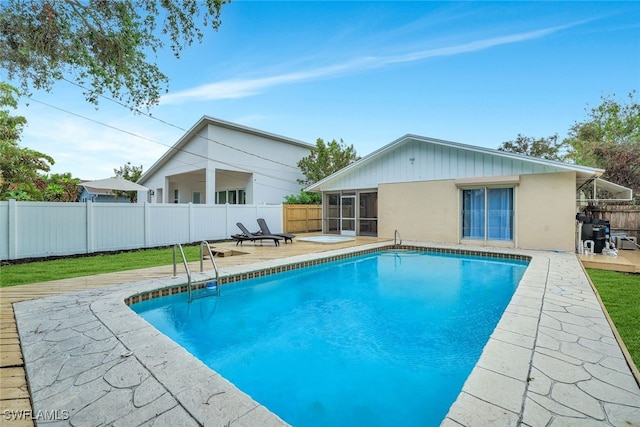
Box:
[132,250,528,426]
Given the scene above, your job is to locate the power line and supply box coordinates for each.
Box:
[27,97,304,189]
[60,77,302,170]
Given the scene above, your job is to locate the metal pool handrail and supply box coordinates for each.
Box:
[200,241,220,293]
[172,243,193,300]
[394,229,402,246]
[173,242,220,302]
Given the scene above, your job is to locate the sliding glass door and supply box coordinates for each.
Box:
[462,187,513,241]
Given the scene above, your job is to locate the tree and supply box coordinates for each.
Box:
[0,83,53,200]
[0,140,52,200]
[43,172,80,202]
[564,91,640,203]
[297,138,360,186]
[497,134,567,161]
[565,91,640,165]
[114,161,143,202]
[283,190,322,205]
[0,0,228,110]
[0,82,26,141]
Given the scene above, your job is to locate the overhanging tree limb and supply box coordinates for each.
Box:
[0,0,228,110]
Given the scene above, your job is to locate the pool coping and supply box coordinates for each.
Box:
[13,241,640,426]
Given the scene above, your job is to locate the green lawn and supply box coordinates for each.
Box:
[587,269,640,370]
[0,246,202,288]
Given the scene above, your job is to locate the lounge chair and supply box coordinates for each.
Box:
[257,218,295,244]
[233,222,283,246]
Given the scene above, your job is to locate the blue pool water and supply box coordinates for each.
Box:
[132,250,528,426]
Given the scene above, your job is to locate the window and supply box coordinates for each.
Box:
[217,191,226,204]
[462,187,513,241]
[192,191,201,204]
[216,189,246,205]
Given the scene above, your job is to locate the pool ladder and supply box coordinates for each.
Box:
[173,241,220,303]
[394,229,402,247]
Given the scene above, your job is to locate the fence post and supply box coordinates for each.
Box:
[144,201,150,248]
[188,202,194,243]
[86,200,94,254]
[8,199,16,260]
[225,203,230,238]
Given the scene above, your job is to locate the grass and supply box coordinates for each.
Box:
[0,246,202,288]
[587,268,640,370]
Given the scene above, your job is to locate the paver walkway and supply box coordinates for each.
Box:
[2,239,640,426]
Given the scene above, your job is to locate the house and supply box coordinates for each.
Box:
[137,116,313,205]
[78,177,150,203]
[305,134,632,252]
[78,183,130,203]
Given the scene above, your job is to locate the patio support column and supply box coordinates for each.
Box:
[164,176,170,203]
[206,167,216,205]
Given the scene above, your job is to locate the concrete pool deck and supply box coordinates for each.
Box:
[3,239,640,426]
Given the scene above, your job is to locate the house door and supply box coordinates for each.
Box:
[340,195,356,236]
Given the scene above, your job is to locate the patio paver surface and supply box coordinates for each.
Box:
[3,239,640,426]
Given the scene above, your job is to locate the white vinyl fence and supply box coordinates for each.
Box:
[0,200,283,261]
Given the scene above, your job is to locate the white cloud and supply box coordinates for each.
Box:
[20,105,174,179]
[161,22,582,104]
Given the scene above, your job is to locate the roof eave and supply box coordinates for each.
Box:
[305,134,606,192]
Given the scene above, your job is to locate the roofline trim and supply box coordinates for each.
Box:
[305,134,605,191]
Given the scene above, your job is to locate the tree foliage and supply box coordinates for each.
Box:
[498,134,567,161]
[0,82,54,200]
[565,91,640,203]
[43,172,80,202]
[0,82,26,142]
[297,138,360,186]
[283,190,322,205]
[113,161,143,202]
[1,82,82,201]
[565,91,640,165]
[0,0,228,109]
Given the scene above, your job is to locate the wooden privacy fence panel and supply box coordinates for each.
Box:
[0,200,283,261]
[283,204,322,233]
[588,205,640,240]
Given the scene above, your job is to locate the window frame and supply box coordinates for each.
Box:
[216,189,246,205]
[461,186,514,242]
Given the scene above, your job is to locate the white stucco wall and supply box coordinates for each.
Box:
[517,171,577,251]
[377,172,577,251]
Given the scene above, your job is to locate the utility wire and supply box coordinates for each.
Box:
[27,97,304,189]
[60,77,302,170]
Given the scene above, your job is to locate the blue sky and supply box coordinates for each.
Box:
[8,1,640,180]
